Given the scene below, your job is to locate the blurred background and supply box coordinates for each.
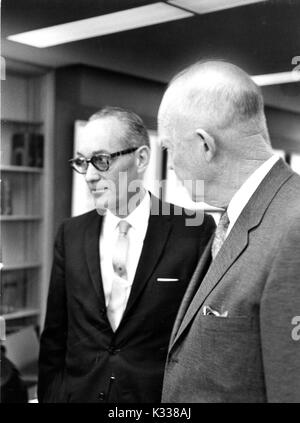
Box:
[1,0,300,401]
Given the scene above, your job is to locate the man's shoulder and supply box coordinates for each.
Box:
[59,209,99,232]
[151,196,215,232]
[268,169,300,218]
[271,160,300,204]
[284,170,300,205]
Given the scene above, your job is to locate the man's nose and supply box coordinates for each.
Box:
[85,162,101,182]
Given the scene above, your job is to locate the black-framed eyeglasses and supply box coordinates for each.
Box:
[69,147,138,174]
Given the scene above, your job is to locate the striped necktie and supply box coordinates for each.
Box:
[211,211,230,260]
[107,220,131,331]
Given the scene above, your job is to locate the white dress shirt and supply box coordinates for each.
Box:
[225,154,280,237]
[99,191,151,308]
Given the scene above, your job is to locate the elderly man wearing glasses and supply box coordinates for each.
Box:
[38,106,215,403]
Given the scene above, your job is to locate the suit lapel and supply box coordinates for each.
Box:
[120,205,173,324]
[170,159,294,350]
[171,219,249,349]
[170,235,214,344]
[84,211,106,308]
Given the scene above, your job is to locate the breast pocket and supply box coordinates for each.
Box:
[201,315,254,332]
[156,277,180,284]
[179,314,261,388]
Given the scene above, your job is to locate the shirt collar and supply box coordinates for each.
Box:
[227,154,280,232]
[104,191,151,233]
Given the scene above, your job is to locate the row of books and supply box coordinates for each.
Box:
[0,275,27,314]
[1,178,12,215]
[11,132,44,167]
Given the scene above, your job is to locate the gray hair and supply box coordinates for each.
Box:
[166,60,270,141]
[89,106,150,148]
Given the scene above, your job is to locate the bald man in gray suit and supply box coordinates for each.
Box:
[158,60,300,403]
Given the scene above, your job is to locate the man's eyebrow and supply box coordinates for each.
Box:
[92,150,108,155]
[75,150,108,156]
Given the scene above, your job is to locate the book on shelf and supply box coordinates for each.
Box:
[11,133,30,166]
[11,132,44,167]
[0,273,27,315]
[0,178,13,215]
[28,133,44,167]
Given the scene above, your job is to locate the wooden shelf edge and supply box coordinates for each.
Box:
[1,263,42,271]
[0,215,43,221]
[1,308,40,320]
[1,118,43,126]
[0,165,44,173]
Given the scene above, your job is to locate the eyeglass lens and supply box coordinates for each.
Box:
[70,148,138,174]
[92,155,110,171]
[72,155,110,173]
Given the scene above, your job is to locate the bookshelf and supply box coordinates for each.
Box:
[1,67,54,334]
[1,164,44,173]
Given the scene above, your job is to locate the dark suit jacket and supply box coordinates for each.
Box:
[38,196,215,403]
[162,159,300,403]
[1,346,28,403]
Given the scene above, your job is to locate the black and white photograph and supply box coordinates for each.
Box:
[1,0,300,411]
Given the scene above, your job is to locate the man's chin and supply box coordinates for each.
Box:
[95,207,107,216]
[93,196,110,213]
[94,199,122,216]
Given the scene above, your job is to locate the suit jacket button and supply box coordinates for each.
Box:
[108,346,115,354]
[108,346,121,354]
[98,392,105,401]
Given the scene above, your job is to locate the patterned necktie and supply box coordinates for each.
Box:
[211,211,230,260]
[107,220,131,331]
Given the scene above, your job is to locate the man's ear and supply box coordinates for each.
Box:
[136,145,151,173]
[196,128,216,162]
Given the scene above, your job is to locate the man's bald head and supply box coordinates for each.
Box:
[159,60,269,142]
[158,60,274,207]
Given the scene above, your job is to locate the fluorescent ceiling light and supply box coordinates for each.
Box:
[168,0,267,14]
[251,71,300,86]
[7,2,193,48]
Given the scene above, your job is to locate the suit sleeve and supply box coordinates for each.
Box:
[260,216,300,402]
[38,223,68,403]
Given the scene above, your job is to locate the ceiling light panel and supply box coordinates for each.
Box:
[168,0,267,14]
[252,71,300,86]
[7,2,193,48]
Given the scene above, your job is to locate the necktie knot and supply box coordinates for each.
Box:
[118,220,131,236]
[211,210,230,260]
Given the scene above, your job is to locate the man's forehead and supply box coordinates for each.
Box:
[158,125,179,149]
[84,116,124,135]
[81,117,126,148]
[159,107,187,132]
[158,105,178,130]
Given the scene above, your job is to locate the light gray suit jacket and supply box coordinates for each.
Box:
[162,159,300,403]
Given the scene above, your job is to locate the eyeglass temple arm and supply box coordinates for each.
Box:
[110,147,138,159]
